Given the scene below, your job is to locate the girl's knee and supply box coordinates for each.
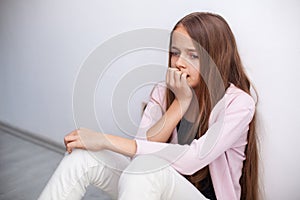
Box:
[63,149,93,166]
[119,155,172,188]
[118,156,173,199]
[59,149,107,175]
[123,155,171,173]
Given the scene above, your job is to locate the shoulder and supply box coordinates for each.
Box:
[150,82,166,95]
[148,82,167,108]
[150,82,167,100]
[224,83,256,114]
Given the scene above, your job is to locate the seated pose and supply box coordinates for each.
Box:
[39,12,259,200]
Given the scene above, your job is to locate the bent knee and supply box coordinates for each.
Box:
[118,156,174,199]
[61,149,102,169]
[124,155,171,173]
[63,149,129,172]
[119,155,172,186]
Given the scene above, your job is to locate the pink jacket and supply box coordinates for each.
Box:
[134,83,256,200]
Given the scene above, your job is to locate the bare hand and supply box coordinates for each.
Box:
[64,127,107,153]
[166,68,193,105]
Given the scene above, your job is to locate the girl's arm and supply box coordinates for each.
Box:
[64,127,137,157]
[135,92,256,174]
[65,89,255,172]
[146,68,192,142]
[146,98,190,142]
[64,68,192,156]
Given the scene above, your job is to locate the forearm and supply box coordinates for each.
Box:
[104,134,137,157]
[146,99,190,142]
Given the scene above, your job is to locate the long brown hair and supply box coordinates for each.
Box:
[166,12,259,200]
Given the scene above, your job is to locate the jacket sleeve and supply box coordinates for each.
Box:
[135,92,256,175]
[134,83,166,140]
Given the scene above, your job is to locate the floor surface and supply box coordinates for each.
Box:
[0,129,111,200]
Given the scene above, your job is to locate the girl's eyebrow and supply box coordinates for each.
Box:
[171,46,197,52]
[186,48,197,52]
[171,46,179,50]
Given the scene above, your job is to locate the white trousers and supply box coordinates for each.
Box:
[38,149,208,200]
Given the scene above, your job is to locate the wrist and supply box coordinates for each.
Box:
[174,98,191,116]
[103,134,137,157]
[103,134,112,150]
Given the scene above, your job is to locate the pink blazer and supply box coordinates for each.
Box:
[134,82,256,200]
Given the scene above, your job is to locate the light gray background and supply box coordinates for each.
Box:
[0,0,299,199]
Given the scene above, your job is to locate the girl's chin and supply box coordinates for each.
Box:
[187,81,196,88]
[188,80,199,89]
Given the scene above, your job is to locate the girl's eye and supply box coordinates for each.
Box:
[190,54,199,59]
[171,51,180,57]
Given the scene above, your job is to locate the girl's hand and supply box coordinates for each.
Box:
[64,127,108,153]
[166,68,193,105]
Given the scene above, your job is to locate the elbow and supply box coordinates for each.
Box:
[146,131,153,141]
[173,164,198,175]
[146,130,161,142]
[146,128,173,143]
[146,133,168,143]
[146,136,154,141]
[146,135,163,142]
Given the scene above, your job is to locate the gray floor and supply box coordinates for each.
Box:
[0,129,111,200]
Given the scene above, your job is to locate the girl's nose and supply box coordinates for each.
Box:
[175,56,187,70]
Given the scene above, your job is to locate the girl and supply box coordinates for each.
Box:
[39,12,259,200]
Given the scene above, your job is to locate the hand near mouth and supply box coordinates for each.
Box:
[166,67,193,107]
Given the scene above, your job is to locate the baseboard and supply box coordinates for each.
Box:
[0,121,65,154]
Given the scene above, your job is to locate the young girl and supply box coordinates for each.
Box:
[39,12,258,200]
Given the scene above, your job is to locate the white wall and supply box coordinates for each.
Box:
[0,0,299,199]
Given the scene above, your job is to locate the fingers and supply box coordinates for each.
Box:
[64,127,103,153]
[181,72,188,82]
[65,134,79,143]
[167,68,177,86]
[167,68,181,86]
[174,70,182,85]
[64,129,81,153]
[64,130,77,145]
[67,140,83,149]
[167,68,188,87]
[66,140,85,153]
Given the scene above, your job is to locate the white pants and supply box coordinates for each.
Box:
[38,149,208,200]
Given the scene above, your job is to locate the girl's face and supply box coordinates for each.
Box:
[170,25,201,89]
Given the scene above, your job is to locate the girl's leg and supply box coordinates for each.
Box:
[118,155,208,200]
[38,149,130,200]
